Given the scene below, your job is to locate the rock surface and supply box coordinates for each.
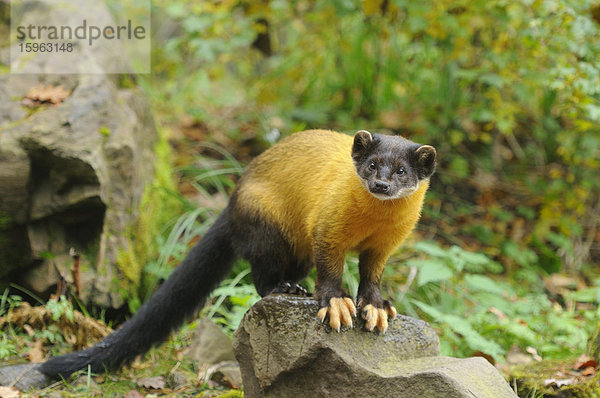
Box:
[0,364,50,391]
[189,318,237,365]
[233,295,517,398]
[0,71,157,308]
[188,318,242,388]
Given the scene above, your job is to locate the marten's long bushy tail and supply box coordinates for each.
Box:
[39,211,236,379]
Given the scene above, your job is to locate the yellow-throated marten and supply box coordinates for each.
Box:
[39,129,437,379]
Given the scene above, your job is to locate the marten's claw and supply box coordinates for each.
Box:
[361,302,397,334]
[317,297,356,332]
[272,281,311,296]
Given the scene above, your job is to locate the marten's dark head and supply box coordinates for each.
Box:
[351,130,436,200]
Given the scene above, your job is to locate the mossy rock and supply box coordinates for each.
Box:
[0,71,165,310]
[116,133,182,310]
[510,359,600,397]
[587,324,600,363]
[234,295,516,398]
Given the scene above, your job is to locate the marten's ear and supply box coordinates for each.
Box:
[352,130,373,156]
[415,145,436,179]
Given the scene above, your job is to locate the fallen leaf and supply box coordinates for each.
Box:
[574,354,597,371]
[123,390,144,398]
[22,324,35,337]
[23,85,71,106]
[525,346,542,362]
[0,386,21,398]
[471,351,495,365]
[488,306,506,321]
[581,366,597,376]
[27,340,44,363]
[544,378,574,388]
[137,376,166,390]
[543,274,581,298]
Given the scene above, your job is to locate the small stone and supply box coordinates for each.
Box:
[189,318,242,389]
[188,318,236,367]
[165,370,191,390]
[0,363,52,390]
[202,361,242,389]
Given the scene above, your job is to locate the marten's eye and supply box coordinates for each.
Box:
[368,161,376,171]
[397,167,406,176]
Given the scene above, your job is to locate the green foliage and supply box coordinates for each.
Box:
[46,295,75,322]
[400,241,599,362]
[414,300,505,360]
[0,289,22,317]
[34,326,65,345]
[136,143,253,331]
[138,143,243,305]
[204,266,260,335]
[177,142,244,196]
[410,241,503,278]
[0,334,17,360]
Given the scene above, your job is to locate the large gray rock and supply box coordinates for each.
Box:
[0,71,157,308]
[233,295,517,398]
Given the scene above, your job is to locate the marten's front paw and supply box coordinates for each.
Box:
[358,299,397,334]
[317,297,356,332]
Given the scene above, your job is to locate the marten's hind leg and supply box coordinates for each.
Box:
[231,211,311,297]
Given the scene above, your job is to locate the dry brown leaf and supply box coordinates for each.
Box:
[137,376,166,390]
[544,274,581,299]
[574,354,597,371]
[123,391,144,398]
[27,339,44,363]
[23,85,71,106]
[0,386,21,398]
[0,302,112,349]
[488,306,506,321]
[525,346,542,362]
[581,366,597,376]
[22,324,34,337]
[471,351,495,365]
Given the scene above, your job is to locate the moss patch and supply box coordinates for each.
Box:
[511,359,600,397]
[216,391,244,398]
[115,128,182,310]
[588,324,600,363]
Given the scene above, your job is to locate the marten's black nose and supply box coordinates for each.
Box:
[373,180,391,193]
